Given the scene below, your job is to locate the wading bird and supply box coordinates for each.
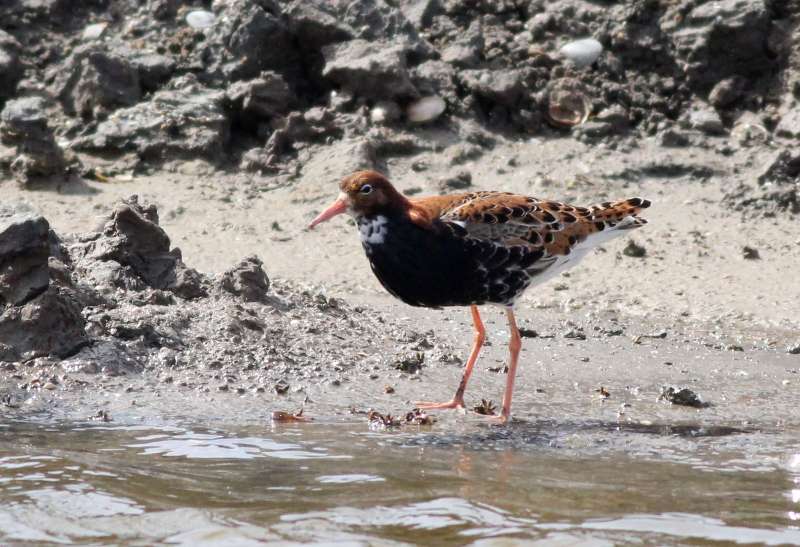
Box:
[309,171,649,423]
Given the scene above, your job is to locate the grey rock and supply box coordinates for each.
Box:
[0,206,51,307]
[0,96,67,183]
[74,78,229,163]
[688,106,725,136]
[0,285,88,361]
[412,60,457,98]
[205,0,296,81]
[322,39,418,100]
[285,1,354,49]
[133,53,176,92]
[226,71,294,119]
[75,196,208,299]
[657,128,690,148]
[437,171,471,190]
[659,385,709,408]
[757,150,800,186]
[664,0,773,92]
[460,69,527,107]
[218,255,270,302]
[0,30,23,101]
[775,107,800,140]
[441,42,480,68]
[708,77,744,109]
[58,46,142,118]
[398,0,441,29]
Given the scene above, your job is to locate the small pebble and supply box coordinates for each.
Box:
[559,38,603,68]
[186,10,215,29]
[407,96,446,123]
[742,246,760,260]
[623,240,647,258]
[82,22,108,40]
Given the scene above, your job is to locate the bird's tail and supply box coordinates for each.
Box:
[589,197,651,230]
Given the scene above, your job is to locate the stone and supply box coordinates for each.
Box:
[688,106,725,135]
[74,77,229,163]
[775,107,800,140]
[74,196,208,299]
[322,39,418,100]
[205,1,297,81]
[226,71,294,120]
[559,38,603,68]
[708,77,744,109]
[0,96,67,182]
[664,0,773,93]
[460,69,527,107]
[59,46,142,118]
[0,205,52,307]
[0,30,23,101]
[218,256,270,302]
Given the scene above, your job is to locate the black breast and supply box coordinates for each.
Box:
[357,213,545,308]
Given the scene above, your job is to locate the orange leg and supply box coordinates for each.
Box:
[416,305,485,411]
[493,308,521,424]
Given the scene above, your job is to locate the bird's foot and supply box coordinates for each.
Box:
[478,411,511,425]
[414,399,465,411]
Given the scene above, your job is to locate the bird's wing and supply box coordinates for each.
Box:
[410,192,651,257]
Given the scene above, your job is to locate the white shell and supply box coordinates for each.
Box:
[559,38,603,68]
[82,22,108,40]
[186,10,216,29]
[406,96,446,123]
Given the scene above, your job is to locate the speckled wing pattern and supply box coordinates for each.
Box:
[411,191,651,304]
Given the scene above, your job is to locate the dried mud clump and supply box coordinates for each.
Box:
[0,0,793,176]
[0,198,446,406]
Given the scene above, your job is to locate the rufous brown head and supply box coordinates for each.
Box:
[308,171,408,228]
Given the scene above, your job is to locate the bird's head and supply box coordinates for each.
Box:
[308,170,408,228]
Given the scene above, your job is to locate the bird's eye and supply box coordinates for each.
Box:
[360,184,373,194]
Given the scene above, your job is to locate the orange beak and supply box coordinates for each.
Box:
[308,196,349,229]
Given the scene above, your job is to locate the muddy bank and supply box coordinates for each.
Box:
[0,0,797,215]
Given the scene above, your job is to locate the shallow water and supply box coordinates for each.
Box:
[1,418,799,545]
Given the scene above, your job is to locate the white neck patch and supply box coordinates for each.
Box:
[359,215,388,245]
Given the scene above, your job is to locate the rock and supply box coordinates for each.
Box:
[406,96,446,123]
[441,41,480,68]
[74,77,229,163]
[460,69,527,107]
[559,38,603,68]
[708,77,744,109]
[664,0,773,93]
[226,72,294,120]
[370,101,402,125]
[659,385,709,408]
[0,205,52,307]
[58,46,142,118]
[204,0,297,81]
[657,128,690,148]
[133,53,176,92]
[322,39,418,100]
[285,1,354,50]
[74,196,207,299]
[412,60,457,98]
[0,285,88,362]
[775,107,800,140]
[622,240,646,258]
[757,150,800,186]
[438,171,471,190]
[0,30,23,101]
[742,246,760,260]
[399,0,441,29]
[218,256,270,302]
[0,96,67,183]
[185,10,215,29]
[688,106,725,135]
[82,22,108,41]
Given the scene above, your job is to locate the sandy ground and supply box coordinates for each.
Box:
[3,133,799,429]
